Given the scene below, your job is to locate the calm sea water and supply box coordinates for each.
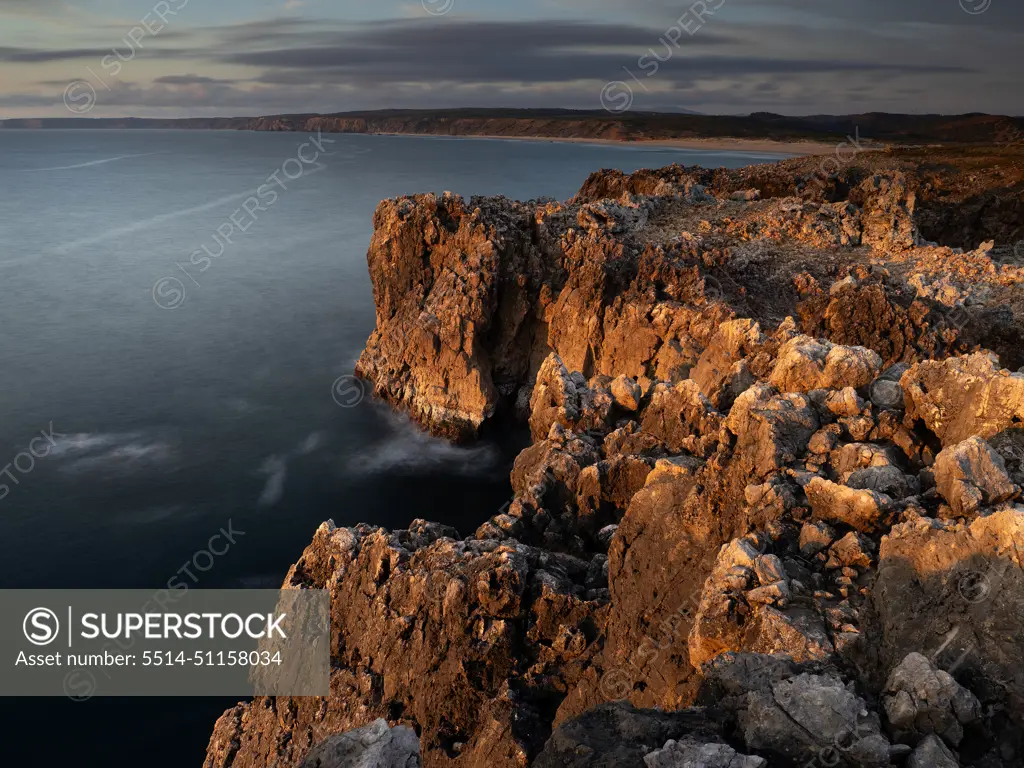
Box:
[0,129,787,765]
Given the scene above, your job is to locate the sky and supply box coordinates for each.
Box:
[0,0,1021,118]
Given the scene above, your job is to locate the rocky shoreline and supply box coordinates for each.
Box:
[205,147,1023,767]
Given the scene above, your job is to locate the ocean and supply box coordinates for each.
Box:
[0,129,789,765]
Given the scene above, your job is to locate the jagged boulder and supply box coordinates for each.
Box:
[907,735,960,768]
[725,384,819,480]
[827,532,876,570]
[769,336,882,394]
[643,739,766,768]
[846,465,918,501]
[689,537,834,668]
[512,427,600,505]
[691,319,765,410]
[639,380,723,456]
[698,654,899,767]
[533,702,725,768]
[854,172,919,252]
[800,521,836,557]
[933,437,1019,517]
[882,652,981,748]
[901,353,1024,447]
[299,719,421,768]
[531,353,614,441]
[802,476,894,533]
[610,375,643,412]
[741,671,897,767]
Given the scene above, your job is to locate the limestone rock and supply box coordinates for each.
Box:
[826,532,875,570]
[643,738,766,768]
[299,719,421,768]
[855,172,919,252]
[218,155,1024,768]
[512,427,599,518]
[531,353,614,441]
[355,193,528,440]
[883,652,981,747]
[730,189,762,202]
[907,735,960,768]
[640,380,723,456]
[576,456,655,542]
[869,364,910,410]
[875,508,1024,727]
[799,521,836,557]
[901,353,1024,447]
[824,386,867,418]
[691,319,765,409]
[645,455,704,486]
[533,702,723,768]
[725,384,819,480]
[797,280,942,370]
[933,437,1019,517]
[611,374,643,412]
[204,519,606,768]
[740,671,894,767]
[802,476,894,533]
[832,443,903,479]
[769,336,882,393]
[689,537,834,668]
[846,465,917,500]
[603,420,667,459]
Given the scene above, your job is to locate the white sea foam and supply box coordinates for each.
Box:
[53,436,174,473]
[47,432,131,458]
[296,431,324,455]
[347,408,499,477]
[257,455,288,507]
[52,432,175,474]
[27,152,163,172]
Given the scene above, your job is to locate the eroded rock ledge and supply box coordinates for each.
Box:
[355,160,1022,441]
[207,157,1024,767]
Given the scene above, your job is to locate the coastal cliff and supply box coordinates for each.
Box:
[205,148,1024,767]
[5,109,1024,147]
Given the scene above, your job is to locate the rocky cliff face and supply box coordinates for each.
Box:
[206,154,1024,767]
[354,156,1022,440]
[7,111,1024,147]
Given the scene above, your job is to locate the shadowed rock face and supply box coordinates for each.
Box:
[207,156,1024,768]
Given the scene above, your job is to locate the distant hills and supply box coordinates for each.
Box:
[2,108,1022,145]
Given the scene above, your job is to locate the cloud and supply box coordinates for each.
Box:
[153,74,237,85]
[0,9,1019,117]
[0,46,112,62]
[218,18,968,85]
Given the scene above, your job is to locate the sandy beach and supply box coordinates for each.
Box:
[373,131,851,156]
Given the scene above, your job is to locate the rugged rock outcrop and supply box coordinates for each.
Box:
[207,155,1024,767]
[300,720,421,768]
[933,437,1019,518]
[355,162,1022,441]
[881,652,981,748]
[902,353,1024,446]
